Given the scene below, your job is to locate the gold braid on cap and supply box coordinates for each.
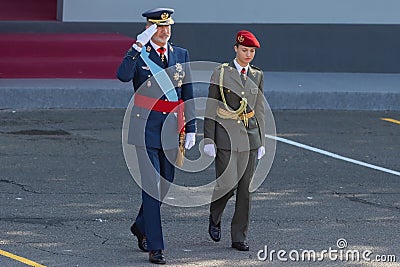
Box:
[148,13,174,25]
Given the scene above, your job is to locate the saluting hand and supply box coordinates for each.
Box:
[133,24,158,52]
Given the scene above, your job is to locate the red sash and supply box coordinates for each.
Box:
[134,93,185,133]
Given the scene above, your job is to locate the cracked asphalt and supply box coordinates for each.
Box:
[0,109,399,267]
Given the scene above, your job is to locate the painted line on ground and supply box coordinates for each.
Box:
[381,118,400,125]
[0,249,46,267]
[265,135,400,177]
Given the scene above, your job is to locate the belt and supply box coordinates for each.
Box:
[239,110,255,120]
[217,107,254,120]
[216,107,254,127]
[134,93,185,133]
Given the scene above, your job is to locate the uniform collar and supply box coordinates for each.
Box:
[233,59,249,74]
[150,40,168,60]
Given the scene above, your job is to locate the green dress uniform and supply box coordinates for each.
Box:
[204,60,265,243]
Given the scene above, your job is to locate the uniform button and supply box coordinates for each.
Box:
[163,112,167,115]
[227,89,231,93]
[148,75,151,77]
[241,91,245,95]
[136,113,140,117]
[164,99,168,101]
[237,120,241,124]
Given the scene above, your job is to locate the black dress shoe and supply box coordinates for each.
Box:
[130,223,148,252]
[149,250,166,264]
[232,241,249,251]
[208,215,221,242]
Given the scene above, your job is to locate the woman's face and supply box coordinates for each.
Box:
[234,44,256,67]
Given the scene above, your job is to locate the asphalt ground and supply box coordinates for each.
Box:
[0,109,399,267]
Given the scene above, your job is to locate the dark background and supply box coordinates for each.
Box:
[2,21,400,73]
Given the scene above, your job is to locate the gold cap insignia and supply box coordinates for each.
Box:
[237,35,245,43]
[161,13,169,20]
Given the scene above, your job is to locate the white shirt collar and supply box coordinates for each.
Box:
[233,59,249,74]
[150,40,168,60]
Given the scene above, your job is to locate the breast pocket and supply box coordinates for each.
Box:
[139,70,152,82]
[245,86,259,110]
[250,87,259,94]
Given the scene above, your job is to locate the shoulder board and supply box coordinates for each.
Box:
[216,63,229,70]
[250,64,262,71]
[169,43,185,50]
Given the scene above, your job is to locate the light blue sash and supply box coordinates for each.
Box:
[140,48,178,101]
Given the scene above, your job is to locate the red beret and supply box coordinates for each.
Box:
[236,30,260,48]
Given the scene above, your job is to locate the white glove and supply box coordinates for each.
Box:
[133,24,158,52]
[184,133,196,150]
[257,146,265,160]
[204,144,216,157]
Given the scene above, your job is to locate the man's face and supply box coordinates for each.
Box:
[234,44,256,66]
[150,25,171,46]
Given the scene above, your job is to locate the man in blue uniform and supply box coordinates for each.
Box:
[117,7,196,264]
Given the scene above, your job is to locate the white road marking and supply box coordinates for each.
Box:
[266,135,400,177]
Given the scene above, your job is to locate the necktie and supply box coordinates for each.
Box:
[240,67,246,86]
[157,47,168,68]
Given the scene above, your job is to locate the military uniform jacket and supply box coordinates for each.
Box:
[204,61,265,152]
[117,42,195,150]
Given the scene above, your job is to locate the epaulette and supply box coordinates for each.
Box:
[250,64,262,71]
[169,43,184,50]
[216,63,229,70]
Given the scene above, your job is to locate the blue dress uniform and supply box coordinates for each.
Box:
[116,8,196,258]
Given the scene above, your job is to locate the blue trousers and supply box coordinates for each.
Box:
[134,146,176,251]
